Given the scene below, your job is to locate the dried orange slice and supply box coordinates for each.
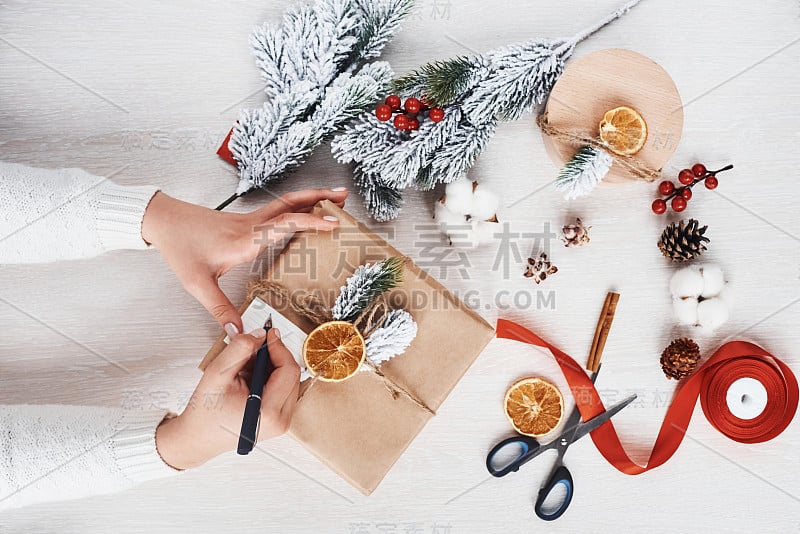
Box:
[598,106,648,156]
[504,377,564,437]
[302,321,365,382]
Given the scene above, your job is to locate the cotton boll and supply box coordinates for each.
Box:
[699,264,725,298]
[697,298,729,331]
[443,178,473,215]
[470,186,499,220]
[672,297,699,325]
[669,267,704,298]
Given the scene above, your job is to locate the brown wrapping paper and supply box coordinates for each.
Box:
[200,200,494,495]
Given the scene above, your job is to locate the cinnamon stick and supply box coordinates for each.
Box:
[587,292,613,371]
[592,292,620,372]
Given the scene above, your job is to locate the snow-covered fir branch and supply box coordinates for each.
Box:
[333,1,642,220]
[227,0,411,196]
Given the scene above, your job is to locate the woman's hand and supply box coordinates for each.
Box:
[154,328,300,469]
[141,188,348,334]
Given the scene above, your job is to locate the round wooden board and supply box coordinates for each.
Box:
[542,48,683,184]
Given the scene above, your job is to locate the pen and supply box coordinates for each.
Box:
[237,315,273,455]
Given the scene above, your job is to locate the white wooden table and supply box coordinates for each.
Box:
[1,1,799,532]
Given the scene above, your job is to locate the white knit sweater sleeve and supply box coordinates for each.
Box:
[0,406,178,511]
[0,161,160,263]
[0,162,178,510]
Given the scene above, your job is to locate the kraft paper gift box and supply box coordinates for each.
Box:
[200,200,494,495]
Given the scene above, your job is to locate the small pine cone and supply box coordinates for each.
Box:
[660,338,701,380]
[658,218,709,262]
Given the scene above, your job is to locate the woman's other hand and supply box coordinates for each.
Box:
[141,188,347,333]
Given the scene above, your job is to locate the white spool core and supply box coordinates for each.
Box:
[726,377,768,420]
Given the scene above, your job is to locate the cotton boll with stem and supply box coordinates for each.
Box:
[435,176,499,247]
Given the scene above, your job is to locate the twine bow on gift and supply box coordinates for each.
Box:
[537,113,661,182]
[247,273,436,417]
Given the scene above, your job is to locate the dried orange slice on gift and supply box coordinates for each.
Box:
[599,106,648,156]
[504,377,564,437]
[302,321,366,382]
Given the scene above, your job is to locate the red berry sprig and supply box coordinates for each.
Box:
[651,163,733,214]
[374,94,445,132]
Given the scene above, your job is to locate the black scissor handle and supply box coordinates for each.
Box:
[534,464,574,521]
[486,435,541,477]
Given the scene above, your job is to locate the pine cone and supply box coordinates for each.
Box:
[660,338,701,380]
[658,218,709,262]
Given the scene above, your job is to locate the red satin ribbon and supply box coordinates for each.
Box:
[496,319,799,474]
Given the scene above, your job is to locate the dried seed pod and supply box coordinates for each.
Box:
[562,218,591,247]
[524,252,558,284]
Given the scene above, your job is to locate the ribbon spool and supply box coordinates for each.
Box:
[701,358,794,444]
[496,319,798,474]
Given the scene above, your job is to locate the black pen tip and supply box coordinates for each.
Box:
[264,314,272,330]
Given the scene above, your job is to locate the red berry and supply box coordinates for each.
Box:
[658,180,675,196]
[671,196,687,212]
[692,163,707,177]
[705,175,719,189]
[407,117,420,131]
[680,187,693,200]
[404,97,421,114]
[393,114,409,130]
[375,104,392,121]
[429,107,445,122]
[651,198,667,214]
[385,94,401,111]
[678,169,694,185]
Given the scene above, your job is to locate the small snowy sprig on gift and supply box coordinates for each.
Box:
[362,309,418,370]
[299,256,417,381]
[332,256,405,322]
[670,264,730,332]
[226,0,412,197]
[433,176,499,247]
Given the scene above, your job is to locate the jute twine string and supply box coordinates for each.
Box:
[537,113,661,182]
[246,280,436,416]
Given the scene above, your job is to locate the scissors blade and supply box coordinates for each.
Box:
[570,394,637,443]
[553,368,601,453]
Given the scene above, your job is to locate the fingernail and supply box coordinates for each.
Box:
[272,328,281,339]
[250,328,267,338]
[224,323,239,337]
[331,187,347,192]
[323,216,338,222]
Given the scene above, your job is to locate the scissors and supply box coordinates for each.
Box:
[486,369,636,521]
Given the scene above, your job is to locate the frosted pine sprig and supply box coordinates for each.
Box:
[352,0,415,62]
[332,256,404,322]
[554,146,613,199]
[226,0,412,198]
[363,309,417,369]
